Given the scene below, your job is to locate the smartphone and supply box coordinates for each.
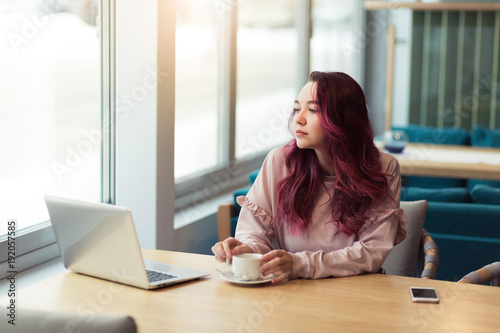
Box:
[410,287,439,303]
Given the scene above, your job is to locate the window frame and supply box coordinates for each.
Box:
[0,0,115,279]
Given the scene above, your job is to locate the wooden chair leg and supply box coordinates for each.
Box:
[217,202,235,242]
[458,261,500,285]
[420,229,439,279]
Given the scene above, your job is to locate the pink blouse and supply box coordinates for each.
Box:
[235,146,407,279]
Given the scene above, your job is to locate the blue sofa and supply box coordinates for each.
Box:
[401,185,500,281]
[394,125,500,281]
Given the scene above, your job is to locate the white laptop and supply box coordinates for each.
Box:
[44,195,210,289]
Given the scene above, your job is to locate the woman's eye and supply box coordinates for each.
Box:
[309,108,316,113]
[293,108,300,113]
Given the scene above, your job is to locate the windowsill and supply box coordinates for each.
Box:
[0,256,66,292]
[174,191,234,229]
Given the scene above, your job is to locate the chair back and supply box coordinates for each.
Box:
[0,308,137,333]
[458,261,500,286]
[383,200,438,279]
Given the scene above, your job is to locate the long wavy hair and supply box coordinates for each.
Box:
[275,71,393,236]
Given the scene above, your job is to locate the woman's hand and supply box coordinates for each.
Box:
[211,237,253,262]
[260,250,293,285]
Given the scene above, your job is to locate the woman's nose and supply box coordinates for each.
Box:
[295,109,306,125]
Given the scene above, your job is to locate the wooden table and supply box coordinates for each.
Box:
[378,143,500,181]
[4,250,500,332]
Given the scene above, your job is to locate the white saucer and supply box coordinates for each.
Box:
[219,271,273,285]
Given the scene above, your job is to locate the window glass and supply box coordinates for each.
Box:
[0,0,101,232]
[310,0,357,74]
[235,0,296,159]
[175,0,218,179]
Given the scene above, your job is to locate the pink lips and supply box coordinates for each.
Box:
[295,130,307,137]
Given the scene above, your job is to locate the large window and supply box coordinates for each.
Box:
[0,0,102,273]
[175,0,219,179]
[235,0,296,159]
[310,0,361,78]
[173,0,300,206]
[174,0,298,181]
[174,0,295,180]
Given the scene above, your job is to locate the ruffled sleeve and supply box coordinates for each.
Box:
[234,147,288,254]
[236,196,272,226]
[234,196,276,254]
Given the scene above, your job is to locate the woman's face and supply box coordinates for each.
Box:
[293,81,325,152]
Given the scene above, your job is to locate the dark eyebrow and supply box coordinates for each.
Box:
[294,100,319,105]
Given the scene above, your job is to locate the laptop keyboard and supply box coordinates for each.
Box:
[147,269,177,283]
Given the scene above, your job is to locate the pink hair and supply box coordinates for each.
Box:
[275,72,394,236]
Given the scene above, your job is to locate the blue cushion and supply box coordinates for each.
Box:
[425,202,500,239]
[471,125,500,147]
[470,184,500,205]
[249,169,259,185]
[401,187,470,203]
[430,233,500,281]
[468,126,500,189]
[392,125,470,145]
[467,178,500,190]
[403,176,466,188]
[424,201,500,281]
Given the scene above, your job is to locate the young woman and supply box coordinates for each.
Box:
[212,71,407,284]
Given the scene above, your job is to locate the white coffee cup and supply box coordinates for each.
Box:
[229,253,262,280]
